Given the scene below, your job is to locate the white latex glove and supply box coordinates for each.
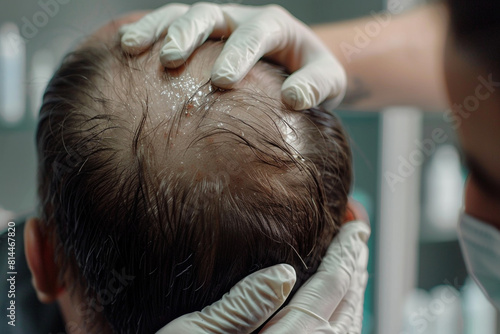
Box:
[119,3,347,110]
[156,264,296,334]
[156,220,370,334]
[261,221,370,334]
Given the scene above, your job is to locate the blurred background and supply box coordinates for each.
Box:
[0,0,499,333]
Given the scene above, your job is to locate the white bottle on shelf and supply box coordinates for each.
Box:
[422,144,464,242]
[0,23,26,126]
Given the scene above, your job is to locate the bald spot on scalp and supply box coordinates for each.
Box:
[88,38,314,198]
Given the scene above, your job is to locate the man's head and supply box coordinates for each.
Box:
[26,21,351,333]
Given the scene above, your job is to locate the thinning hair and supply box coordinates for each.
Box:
[36,38,351,333]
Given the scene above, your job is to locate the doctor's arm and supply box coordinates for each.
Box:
[313,4,449,110]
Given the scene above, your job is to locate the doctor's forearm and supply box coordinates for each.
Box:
[313,4,449,111]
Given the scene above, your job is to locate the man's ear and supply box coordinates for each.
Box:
[24,218,65,303]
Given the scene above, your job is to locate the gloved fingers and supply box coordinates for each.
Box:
[281,56,347,110]
[283,268,351,322]
[318,220,370,274]
[156,264,296,334]
[328,280,364,334]
[347,261,369,334]
[347,287,365,334]
[260,305,333,334]
[329,287,365,334]
[282,221,370,320]
[120,3,189,54]
[328,297,356,334]
[330,246,369,334]
[211,7,292,88]
[160,2,227,68]
[332,278,369,333]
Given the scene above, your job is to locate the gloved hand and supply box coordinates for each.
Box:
[156,218,370,333]
[260,220,370,334]
[156,264,296,334]
[119,3,346,110]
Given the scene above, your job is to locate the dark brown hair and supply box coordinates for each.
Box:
[36,39,351,333]
[447,0,500,74]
